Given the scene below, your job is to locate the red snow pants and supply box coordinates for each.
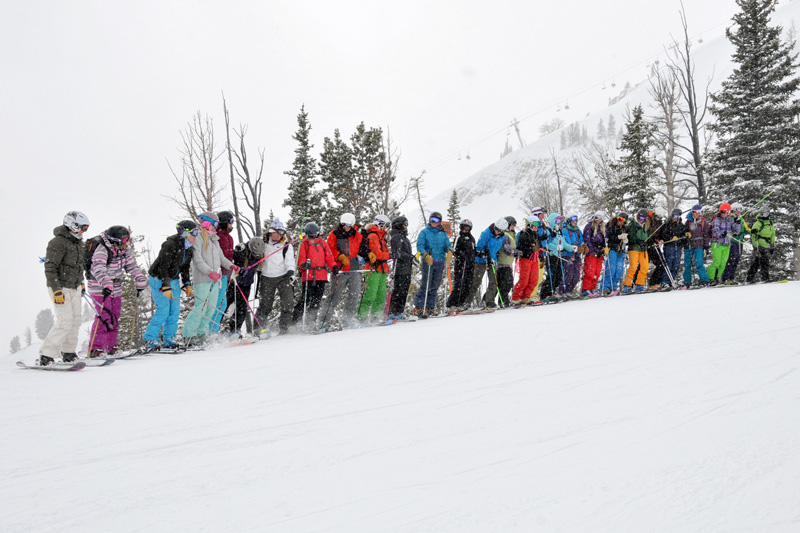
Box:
[512,256,539,301]
[581,255,604,292]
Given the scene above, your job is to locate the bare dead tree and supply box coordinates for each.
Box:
[563,142,613,215]
[550,147,566,215]
[373,128,403,217]
[232,124,265,240]
[166,111,225,219]
[517,158,558,214]
[666,1,714,204]
[409,171,427,240]
[222,93,244,242]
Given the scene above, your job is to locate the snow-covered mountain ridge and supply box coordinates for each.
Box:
[2,282,799,531]
[421,1,800,230]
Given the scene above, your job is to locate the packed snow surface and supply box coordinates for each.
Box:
[2,282,799,532]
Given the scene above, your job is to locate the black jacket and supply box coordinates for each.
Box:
[606,221,628,253]
[149,234,193,288]
[453,231,476,263]
[389,226,413,277]
[232,245,260,287]
[516,227,540,260]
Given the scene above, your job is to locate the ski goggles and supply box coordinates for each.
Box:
[637,214,646,221]
[720,209,730,214]
[78,224,89,232]
[270,228,286,235]
[554,217,563,224]
[568,216,578,223]
[429,216,441,223]
[108,235,131,244]
[672,213,681,218]
[617,216,627,222]
[198,214,219,228]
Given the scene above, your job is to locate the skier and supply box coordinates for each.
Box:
[319,213,364,329]
[601,212,628,296]
[706,202,738,285]
[560,214,585,297]
[721,202,746,284]
[38,211,91,366]
[646,207,667,288]
[143,220,196,350]
[256,217,295,335]
[496,216,521,307]
[293,221,337,329]
[228,237,265,337]
[387,216,414,320]
[530,207,552,301]
[446,218,476,310]
[745,205,776,283]
[623,209,650,293]
[86,226,148,357]
[470,217,508,309]
[413,211,453,317]
[580,211,606,297]
[209,210,235,333]
[539,213,567,301]
[357,214,391,323]
[660,208,686,288]
[511,215,541,305]
[683,205,711,288]
[183,212,238,346]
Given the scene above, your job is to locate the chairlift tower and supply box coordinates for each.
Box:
[510,117,525,149]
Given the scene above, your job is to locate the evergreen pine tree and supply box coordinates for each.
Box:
[596,119,607,141]
[24,326,32,346]
[607,115,617,141]
[608,105,658,212]
[116,234,152,351]
[707,0,800,277]
[35,309,53,340]
[282,105,326,235]
[319,129,353,229]
[447,189,461,240]
[9,336,20,354]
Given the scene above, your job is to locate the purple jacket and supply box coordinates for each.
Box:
[685,217,711,249]
[582,221,606,256]
[88,232,148,298]
[710,215,739,246]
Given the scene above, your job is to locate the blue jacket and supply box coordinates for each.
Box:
[544,213,569,256]
[475,225,506,263]
[560,224,584,257]
[416,224,452,263]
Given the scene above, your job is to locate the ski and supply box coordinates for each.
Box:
[81,357,116,367]
[17,361,86,371]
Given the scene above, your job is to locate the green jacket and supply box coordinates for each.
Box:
[44,225,85,290]
[627,220,650,252]
[498,230,518,266]
[750,215,776,249]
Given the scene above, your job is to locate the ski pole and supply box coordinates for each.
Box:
[491,262,504,307]
[740,189,777,219]
[245,238,300,271]
[233,277,265,334]
[422,262,432,312]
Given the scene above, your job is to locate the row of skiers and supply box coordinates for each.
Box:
[443,202,776,312]
[36,202,776,365]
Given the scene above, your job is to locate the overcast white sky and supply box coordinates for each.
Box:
[1,0,740,343]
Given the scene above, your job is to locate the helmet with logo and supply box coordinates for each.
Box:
[459,218,473,229]
[636,208,649,220]
[494,217,509,232]
[63,211,90,234]
[374,214,391,229]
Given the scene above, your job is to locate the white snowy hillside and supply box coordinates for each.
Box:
[420,1,800,230]
[2,282,799,532]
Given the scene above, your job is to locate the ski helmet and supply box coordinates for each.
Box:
[731,202,744,213]
[671,208,682,218]
[654,206,668,219]
[617,212,629,222]
[636,208,649,220]
[719,202,732,212]
[530,206,547,216]
[392,216,408,230]
[340,213,356,226]
[494,217,509,232]
[106,225,131,245]
[176,220,198,239]
[504,216,517,227]
[304,222,320,238]
[459,218,473,229]
[760,205,770,217]
[248,236,265,256]
[217,210,235,227]
[374,214,391,228]
[593,210,605,221]
[567,214,579,225]
[198,211,219,231]
[429,211,443,224]
[63,211,90,234]
[525,215,538,224]
[691,204,703,214]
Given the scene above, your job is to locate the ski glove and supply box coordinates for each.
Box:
[332,266,340,276]
[183,284,193,298]
[338,253,350,267]
[721,231,727,238]
[424,253,434,266]
[445,250,453,263]
[208,271,222,282]
[102,287,113,299]
[571,245,578,252]
[603,247,610,255]
[229,265,241,274]
[685,232,692,238]
[368,252,377,264]
[161,286,174,299]
[53,289,65,305]
[619,233,628,243]
[285,270,294,279]
[303,259,312,269]
[81,283,86,296]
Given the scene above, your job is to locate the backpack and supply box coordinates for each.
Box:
[357,228,371,261]
[84,236,111,280]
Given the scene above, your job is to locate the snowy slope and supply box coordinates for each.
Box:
[420,0,800,231]
[2,282,799,532]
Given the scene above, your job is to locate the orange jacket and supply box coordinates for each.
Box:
[365,226,390,273]
[326,225,363,272]
[298,237,336,282]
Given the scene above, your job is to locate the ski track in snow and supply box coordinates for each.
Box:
[1,282,799,532]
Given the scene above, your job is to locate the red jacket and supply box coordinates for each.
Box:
[298,237,336,282]
[326,225,363,272]
[365,226,390,273]
[218,228,235,277]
